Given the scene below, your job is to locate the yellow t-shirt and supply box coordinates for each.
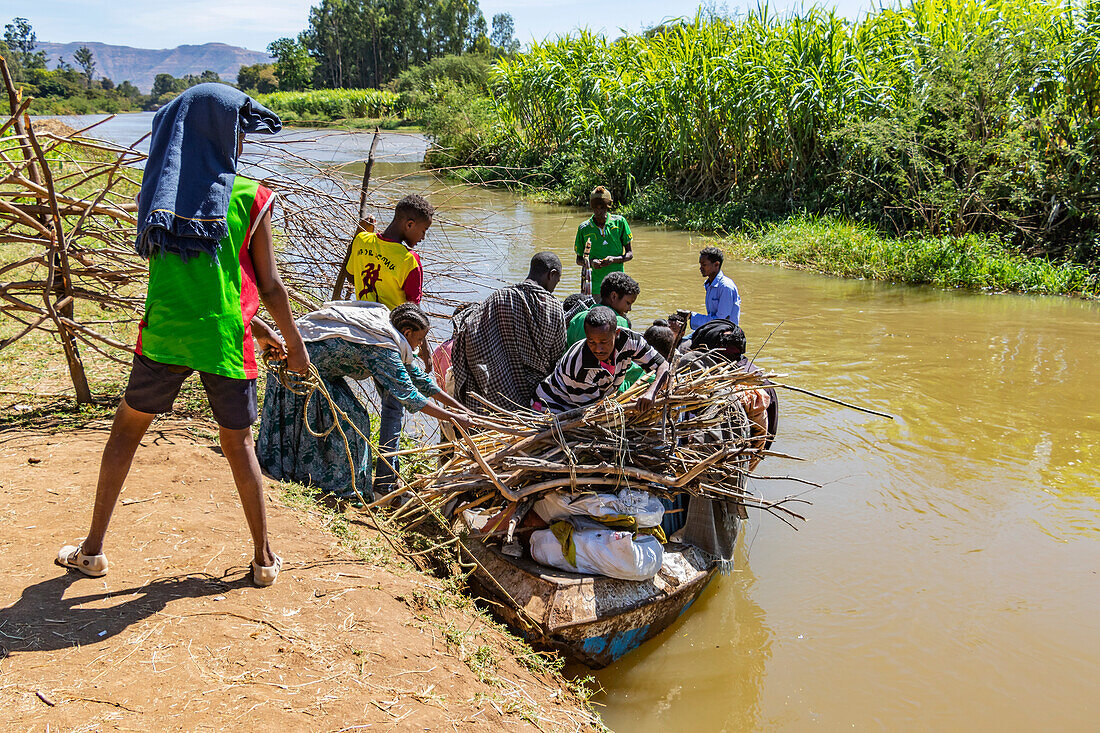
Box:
[346,232,422,309]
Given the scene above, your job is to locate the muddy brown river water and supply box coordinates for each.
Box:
[56,116,1100,730]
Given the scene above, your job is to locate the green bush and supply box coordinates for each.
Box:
[428,0,1100,268]
[392,54,493,125]
[727,216,1100,296]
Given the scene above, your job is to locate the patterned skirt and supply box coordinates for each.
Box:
[255,339,381,500]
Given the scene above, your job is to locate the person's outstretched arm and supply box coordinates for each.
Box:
[250,209,309,374]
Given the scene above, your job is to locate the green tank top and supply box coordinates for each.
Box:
[136,176,274,379]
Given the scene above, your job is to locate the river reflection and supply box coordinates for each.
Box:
[580,548,773,731]
[45,118,1100,731]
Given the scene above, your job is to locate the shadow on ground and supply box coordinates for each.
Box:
[0,569,246,657]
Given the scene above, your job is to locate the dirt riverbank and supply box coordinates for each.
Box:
[0,415,600,731]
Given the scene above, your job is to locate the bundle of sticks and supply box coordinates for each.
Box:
[380,355,815,532]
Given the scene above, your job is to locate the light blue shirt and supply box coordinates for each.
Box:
[690,270,740,327]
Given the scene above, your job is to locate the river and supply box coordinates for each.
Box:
[50,113,1100,731]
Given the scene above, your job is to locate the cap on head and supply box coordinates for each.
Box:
[590,186,613,205]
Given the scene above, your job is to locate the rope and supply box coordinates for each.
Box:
[550,414,578,493]
[265,357,545,632]
[266,358,409,561]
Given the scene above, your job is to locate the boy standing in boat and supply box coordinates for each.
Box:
[687,245,740,327]
[574,186,633,302]
[56,84,308,587]
[340,194,435,492]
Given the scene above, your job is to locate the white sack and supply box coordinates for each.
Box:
[529,527,664,581]
[533,488,664,528]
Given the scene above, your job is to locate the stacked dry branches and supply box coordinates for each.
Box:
[0,59,148,401]
[382,355,814,533]
[0,59,484,403]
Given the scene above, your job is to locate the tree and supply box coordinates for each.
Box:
[237,62,278,93]
[117,80,140,98]
[74,45,96,88]
[299,0,491,90]
[4,17,47,80]
[490,13,519,55]
[151,73,185,98]
[55,55,72,72]
[267,37,316,91]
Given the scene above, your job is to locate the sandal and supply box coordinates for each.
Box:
[251,554,283,587]
[56,540,108,578]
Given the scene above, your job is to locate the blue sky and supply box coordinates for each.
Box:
[22,1,875,53]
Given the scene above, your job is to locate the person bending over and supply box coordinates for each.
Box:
[56,84,307,587]
[533,306,668,414]
[450,252,567,414]
[257,302,472,506]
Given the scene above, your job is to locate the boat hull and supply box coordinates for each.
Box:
[463,537,721,668]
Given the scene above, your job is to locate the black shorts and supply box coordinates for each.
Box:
[124,353,258,430]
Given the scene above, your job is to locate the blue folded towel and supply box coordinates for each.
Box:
[135,83,282,260]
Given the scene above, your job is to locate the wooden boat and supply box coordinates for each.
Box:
[461,527,734,669]
[452,359,756,667]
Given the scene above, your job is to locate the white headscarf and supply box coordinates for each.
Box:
[295,300,416,364]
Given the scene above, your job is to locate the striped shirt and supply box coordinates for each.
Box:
[533,329,665,414]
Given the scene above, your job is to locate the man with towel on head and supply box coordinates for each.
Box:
[55,84,308,588]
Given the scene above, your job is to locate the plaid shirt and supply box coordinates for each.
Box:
[451,279,567,414]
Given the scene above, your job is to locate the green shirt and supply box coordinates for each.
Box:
[137,177,272,379]
[565,307,630,347]
[574,214,632,298]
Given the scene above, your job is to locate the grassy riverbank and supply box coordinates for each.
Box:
[720,217,1100,297]
[256,88,403,124]
[449,166,1100,297]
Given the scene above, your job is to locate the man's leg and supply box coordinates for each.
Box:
[375,386,403,491]
[81,399,157,555]
[219,426,276,568]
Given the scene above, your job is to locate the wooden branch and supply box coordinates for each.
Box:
[331,128,381,300]
[24,114,92,402]
[777,383,896,419]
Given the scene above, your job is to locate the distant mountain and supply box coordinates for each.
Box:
[39,41,274,92]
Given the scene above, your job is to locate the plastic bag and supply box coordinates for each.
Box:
[533,488,664,528]
[530,525,664,581]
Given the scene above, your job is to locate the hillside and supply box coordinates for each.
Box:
[40,41,273,91]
